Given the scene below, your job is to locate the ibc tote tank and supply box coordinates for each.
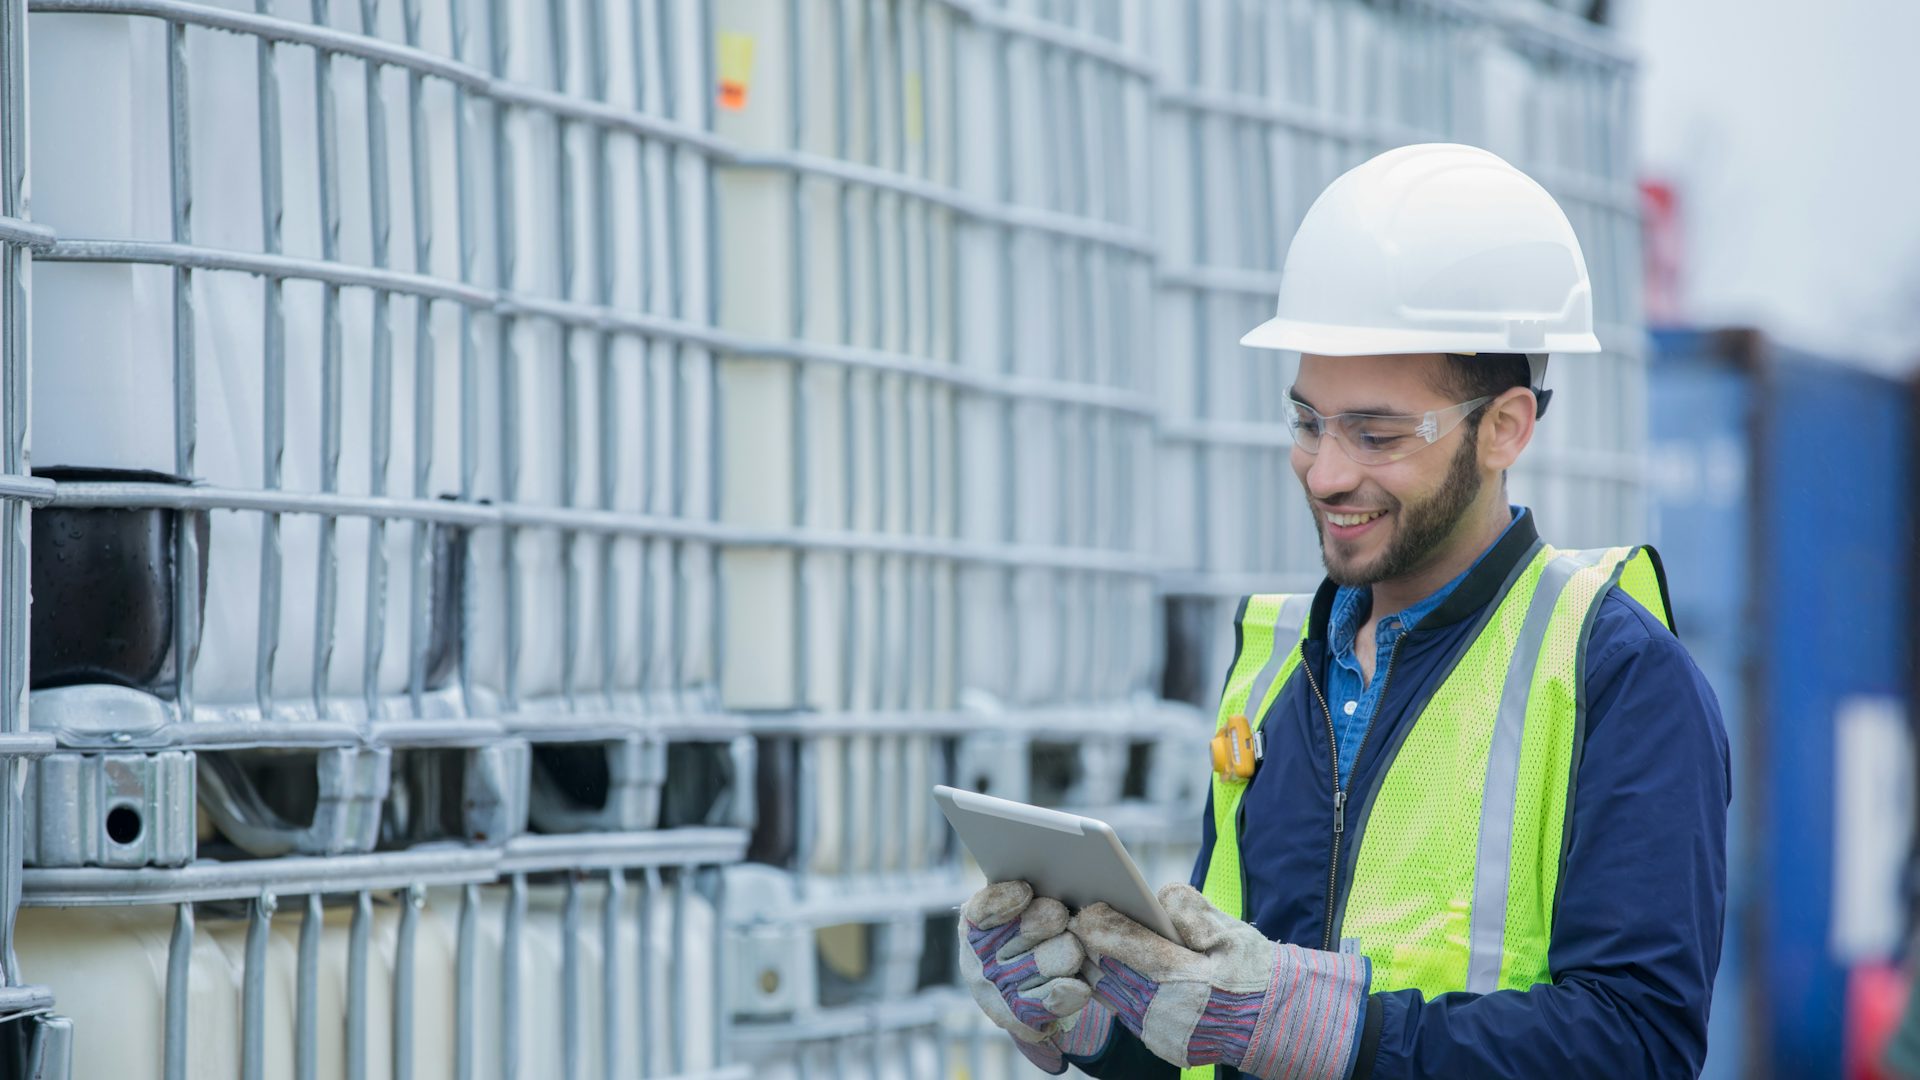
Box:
[15,878,718,1079]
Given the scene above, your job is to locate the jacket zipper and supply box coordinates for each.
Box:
[1304,635,1405,951]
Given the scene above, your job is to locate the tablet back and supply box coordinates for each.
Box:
[934,785,1179,940]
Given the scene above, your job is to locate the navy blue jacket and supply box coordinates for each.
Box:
[1076,511,1730,1079]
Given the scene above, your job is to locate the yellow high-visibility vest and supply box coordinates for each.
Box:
[1184,543,1671,1080]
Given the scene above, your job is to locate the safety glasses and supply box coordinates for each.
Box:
[1285,395,1493,465]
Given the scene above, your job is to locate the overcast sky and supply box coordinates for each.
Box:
[1621,0,1920,372]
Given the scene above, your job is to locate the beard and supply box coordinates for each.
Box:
[1314,432,1483,588]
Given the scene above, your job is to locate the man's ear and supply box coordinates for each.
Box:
[1478,387,1536,471]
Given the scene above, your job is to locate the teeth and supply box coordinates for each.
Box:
[1327,510,1386,527]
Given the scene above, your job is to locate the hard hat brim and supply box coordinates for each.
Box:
[1238,316,1603,356]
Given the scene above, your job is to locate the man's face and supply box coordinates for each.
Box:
[1289,354,1486,588]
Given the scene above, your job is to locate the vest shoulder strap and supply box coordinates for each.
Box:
[1199,593,1312,925]
[1212,593,1313,734]
[1610,544,1675,636]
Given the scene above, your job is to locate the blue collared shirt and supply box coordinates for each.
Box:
[1324,507,1523,786]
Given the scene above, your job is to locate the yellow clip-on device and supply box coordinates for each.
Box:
[1210,714,1259,782]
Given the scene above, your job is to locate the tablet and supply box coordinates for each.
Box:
[933,785,1180,941]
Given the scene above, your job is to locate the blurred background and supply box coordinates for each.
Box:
[0,1,1908,1078]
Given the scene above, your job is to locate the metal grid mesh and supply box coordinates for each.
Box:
[0,0,61,1042]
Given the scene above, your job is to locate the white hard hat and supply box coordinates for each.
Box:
[1240,143,1601,366]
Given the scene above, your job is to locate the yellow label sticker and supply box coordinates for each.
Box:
[716,31,756,111]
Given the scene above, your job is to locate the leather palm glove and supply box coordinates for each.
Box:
[1071,883,1369,1080]
[960,880,1117,1073]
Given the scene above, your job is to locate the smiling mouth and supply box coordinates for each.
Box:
[1324,509,1388,527]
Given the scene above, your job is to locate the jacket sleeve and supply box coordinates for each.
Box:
[1358,594,1730,1079]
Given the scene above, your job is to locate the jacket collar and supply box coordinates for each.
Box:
[1305,508,1542,641]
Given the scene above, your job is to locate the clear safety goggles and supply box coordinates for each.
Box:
[1285,395,1493,465]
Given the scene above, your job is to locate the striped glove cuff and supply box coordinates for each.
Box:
[1227,943,1370,1080]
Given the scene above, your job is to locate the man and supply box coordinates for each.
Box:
[959,144,1729,1079]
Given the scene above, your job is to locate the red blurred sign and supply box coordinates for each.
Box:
[1641,179,1683,327]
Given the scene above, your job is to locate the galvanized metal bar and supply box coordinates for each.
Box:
[0,754,20,983]
[242,892,276,1080]
[309,0,344,720]
[792,733,817,889]
[39,237,495,303]
[787,0,811,712]
[942,0,963,716]
[1184,2,1211,588]
[403,0,435,712]
[887,0,919,726]
[563,872,583,1080]
[1254,7,1285,577]
[347,889,372,1080]
[838,730,857,877]
[395,884,422,1080]
[0,475,46,506]
[913,0,933,359]
[864,0,891,723]
[833,0,856,716]
[701,0,727,706]
[0,215,51,248]
[23,845,505,906]
[255,0,286,720]
[550,0,576,297]
[297,893,321,1080]
[0,0,31,995]
[502,872,527,1080]
[602,871,626,1080]
[913,0,937,716]
[917,0,940,722]
[552,0,583,711]
[489,0,523,713]
[669,865,689,1075]
[986,11,1020,709]
[629,0,657,702]
[636,865,657,1079]
[167,12,201,724]
[588,0,618,709]
[450,0,480,716]
[361,0,396,721]
[164,901,194,1080]
[455,882,479,1080]
[46,481,497,523]
[659,0,690,703]
[1062,33,1096,703]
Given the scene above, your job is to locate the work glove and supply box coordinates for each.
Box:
[960,880,1117,1073]
[1071,883,1370,1080]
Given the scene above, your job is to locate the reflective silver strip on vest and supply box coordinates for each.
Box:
[1464,549,1611,994]
[1244,594,1313,731]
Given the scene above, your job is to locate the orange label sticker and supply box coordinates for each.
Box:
[716,31,755,112]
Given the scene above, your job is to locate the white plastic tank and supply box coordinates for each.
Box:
[15,875,718,1078]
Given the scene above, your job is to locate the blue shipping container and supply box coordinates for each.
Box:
[1651,328,1915,1079]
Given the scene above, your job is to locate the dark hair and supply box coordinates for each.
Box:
[1433,353,1532,431]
